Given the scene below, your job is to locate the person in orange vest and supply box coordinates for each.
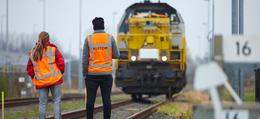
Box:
[82,17,120,119]
[26,31,65,119]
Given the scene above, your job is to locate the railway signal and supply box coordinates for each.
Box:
[194,62,245,119]
[194,62,260,119]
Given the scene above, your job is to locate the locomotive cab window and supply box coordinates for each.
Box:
[118,2,181,33]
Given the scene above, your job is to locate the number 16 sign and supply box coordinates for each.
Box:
[223,36,260,63]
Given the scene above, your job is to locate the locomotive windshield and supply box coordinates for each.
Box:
[118,2,180,33]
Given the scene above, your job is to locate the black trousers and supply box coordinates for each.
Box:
[85,75,113,119]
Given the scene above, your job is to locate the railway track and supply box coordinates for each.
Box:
[102,93,181,119]
[126,102,165,119]
[126,92,182,119]
[46,99,132,119]
[46,92,181,119]
[91,95,173,119]
[0,93,85,108]
[1,92,123,108]
[46,95,150,119]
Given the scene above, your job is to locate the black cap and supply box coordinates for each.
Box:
[92,17,104,31]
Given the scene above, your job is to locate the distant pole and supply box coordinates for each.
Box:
[202,22,208,58]
[78,0,83,93]
[33,24,37,41]
[197,36,202,57]
[206,0,210,62]
[204,0,214,62]
[112,12,118,36]
[68,57,72,89]
[43,0,45,30]
[68,40,72,89]
[231,0,244,34]
[211,0,215,61]
[6,0,9,67]
[232,0,244,100]
[232,0,238,34]
[6,0,8,44]
[41,0,46,31]
[239,0,244,34]
[1,15,5,41]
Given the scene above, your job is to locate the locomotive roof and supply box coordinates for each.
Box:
[126,2,177,13]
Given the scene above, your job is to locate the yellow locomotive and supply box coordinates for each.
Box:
[115,1,187,100]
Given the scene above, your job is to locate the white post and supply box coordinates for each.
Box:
[209,87,222,119]
[224,82,243,104]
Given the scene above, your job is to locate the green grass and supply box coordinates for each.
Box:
[221,88,255,102]
[157,90,255,119]
[221,88,233,101]
[47,99,86,115]
[244,91,255,102]
[5,105,38,119]
[5,100,85,119]
[0,76,8,96]
[157,91,209,119]
[4,94,130,119]
[158,102,192,119]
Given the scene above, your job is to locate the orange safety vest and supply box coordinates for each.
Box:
[30,46,62,87]
[87,33,113,75]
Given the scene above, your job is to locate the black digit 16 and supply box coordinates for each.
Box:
[236,41,251,56]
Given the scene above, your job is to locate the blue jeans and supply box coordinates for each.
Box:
[38,84,62,119]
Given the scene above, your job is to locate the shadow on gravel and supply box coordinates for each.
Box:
[132,98,153,104]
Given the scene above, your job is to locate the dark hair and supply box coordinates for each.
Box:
[32,31,49,61]
[92,17,105,30]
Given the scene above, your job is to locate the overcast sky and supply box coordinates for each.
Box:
[0,0,259,59]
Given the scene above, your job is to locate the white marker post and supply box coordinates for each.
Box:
[224,82,242,105]
[194,62,243,119]
[223,36,260,63]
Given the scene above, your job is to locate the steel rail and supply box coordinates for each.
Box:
[46,99,132,119]
[126,92,182,119]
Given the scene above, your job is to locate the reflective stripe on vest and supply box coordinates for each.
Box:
[88,34,112,68]
[31,46,61,80]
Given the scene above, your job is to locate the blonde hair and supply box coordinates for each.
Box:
[31,31,49,61]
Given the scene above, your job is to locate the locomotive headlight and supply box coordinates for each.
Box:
[161,56,168,62]
[131,56,137,61]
